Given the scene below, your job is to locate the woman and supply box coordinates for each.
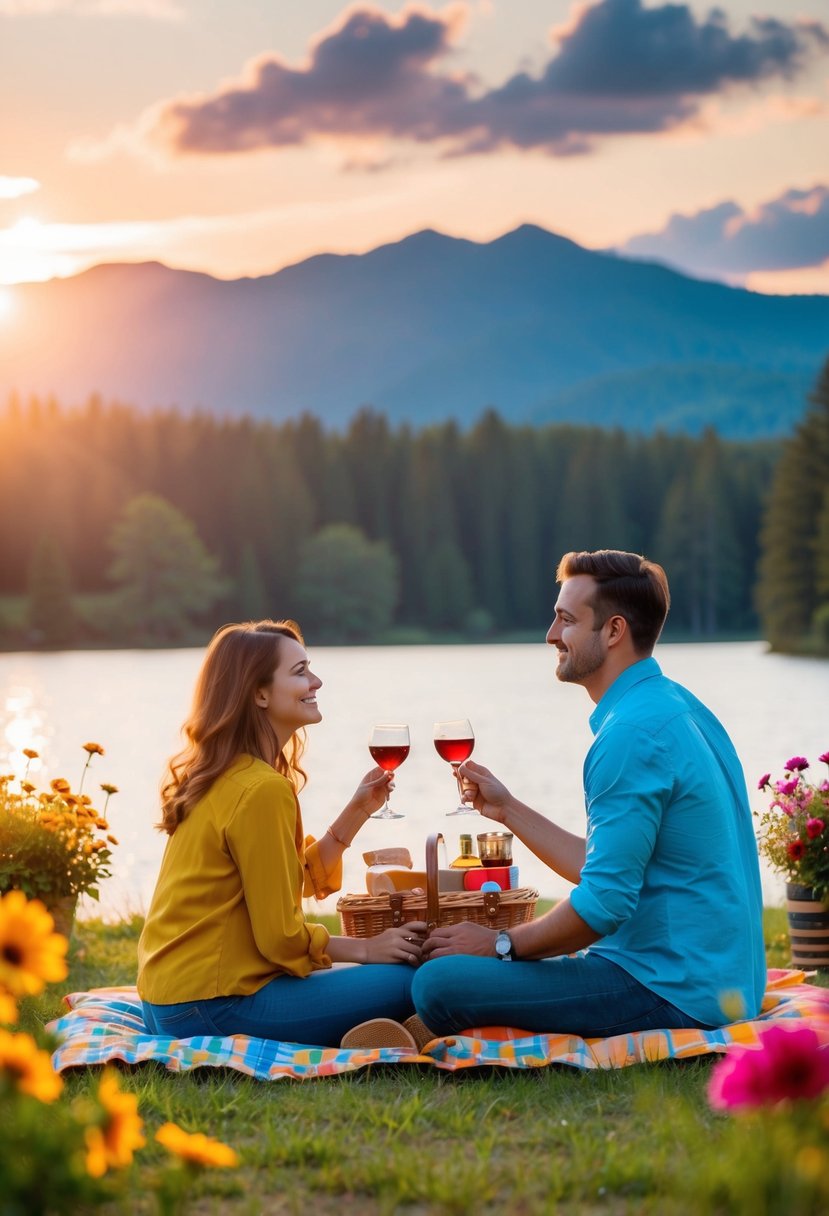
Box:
[137,619,426,1048]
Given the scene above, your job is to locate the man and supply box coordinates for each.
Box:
[412,549,765,1037]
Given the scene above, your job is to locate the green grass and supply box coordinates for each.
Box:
[18,908,828,1215]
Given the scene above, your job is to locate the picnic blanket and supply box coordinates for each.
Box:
[49,969,829,1080]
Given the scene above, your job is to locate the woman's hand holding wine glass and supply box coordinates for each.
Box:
[367,724,410,820]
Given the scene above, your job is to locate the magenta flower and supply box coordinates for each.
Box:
[757,772,771,790]
[821,781,829,793]
[708,1025,829,1111]
[806,817,825,839]
[784,756,810,772]
[818,751,829,765]
[775,778,800,796]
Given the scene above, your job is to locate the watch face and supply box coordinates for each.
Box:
[495,933,512,958]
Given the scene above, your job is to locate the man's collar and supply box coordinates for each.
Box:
[588,656,662,736]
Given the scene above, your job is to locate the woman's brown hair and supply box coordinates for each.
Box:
[158,620,308,834]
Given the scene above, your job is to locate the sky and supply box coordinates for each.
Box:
[1,0,828,297]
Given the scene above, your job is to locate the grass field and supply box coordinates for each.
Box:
[11,907,828,1215]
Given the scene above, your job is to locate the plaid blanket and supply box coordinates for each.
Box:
[49,969,829,1080]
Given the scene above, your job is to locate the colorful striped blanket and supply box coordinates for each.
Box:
[49,970,829,1080]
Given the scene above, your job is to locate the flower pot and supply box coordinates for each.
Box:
[45,894,78,941]
[785,882,829,970]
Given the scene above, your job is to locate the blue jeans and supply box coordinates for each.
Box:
[412,952,714,1037]
[142,963,415,1047]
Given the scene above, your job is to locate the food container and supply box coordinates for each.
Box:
[463,865,514,892]
[476,831,513,868]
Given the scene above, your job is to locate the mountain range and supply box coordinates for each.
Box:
[3,224,828,439]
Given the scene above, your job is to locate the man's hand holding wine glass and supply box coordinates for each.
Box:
[454,760,513,823]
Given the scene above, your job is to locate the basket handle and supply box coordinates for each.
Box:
[424,831,503,931]
[425,832,442,932]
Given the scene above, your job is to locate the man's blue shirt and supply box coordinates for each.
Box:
[568,657,765,1026]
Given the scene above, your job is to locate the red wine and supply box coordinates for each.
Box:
[434,737,474,764]
[369,744,410,771]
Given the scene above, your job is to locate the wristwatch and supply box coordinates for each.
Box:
[494,931,513,961]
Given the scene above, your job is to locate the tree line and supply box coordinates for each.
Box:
[0,387,807,646]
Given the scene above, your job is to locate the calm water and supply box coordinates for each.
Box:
[1,641,826,920]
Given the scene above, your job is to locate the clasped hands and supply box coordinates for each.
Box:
[367,918,499,965]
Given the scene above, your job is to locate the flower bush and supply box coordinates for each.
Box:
[0,744,117,906]
[701,1025,829,1214]
[756,752,829,904]
[0,889,239,1214]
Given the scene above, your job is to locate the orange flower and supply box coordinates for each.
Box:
[50,778,71,794]
[0,990,18,1024]
[20,781,36,795]
[100,784,119,796]
[155,1122,239,1168]
[0,891,69,998]
[84,1069,145,1177]
[82,743,105,756]
[107,835,119,846]
[0,1028,63,1102]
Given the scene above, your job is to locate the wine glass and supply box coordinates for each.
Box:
[433,719,477,816]
[368,724,410,820]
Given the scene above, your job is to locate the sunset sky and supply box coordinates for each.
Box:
[1,0,828,295]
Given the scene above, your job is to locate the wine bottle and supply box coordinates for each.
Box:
[449,834,483,869]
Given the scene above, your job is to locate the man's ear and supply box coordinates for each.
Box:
[605,614,628,648]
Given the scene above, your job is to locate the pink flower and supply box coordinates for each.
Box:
[787,839,806,861]
[785,756,810,772]
[708,1026,829,1111]
[757,773,771,790]
[806,817,825,839]
[818,751,829,765]
[821,781,829,793]
[775,778,800,796]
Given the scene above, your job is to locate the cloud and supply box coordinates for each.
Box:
[151,5,470,154]
[0,176,40,200]
[140,0,828,159]
[618,185,829,278]
[0,0,183,18]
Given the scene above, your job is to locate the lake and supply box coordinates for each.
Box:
[1,641,826,921]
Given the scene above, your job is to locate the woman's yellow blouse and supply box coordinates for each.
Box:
[137,755,342,1003]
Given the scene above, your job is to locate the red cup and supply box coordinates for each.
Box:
[463,866,511,891]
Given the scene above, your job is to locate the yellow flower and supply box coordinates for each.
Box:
[0,1028,63,1102]
[22,749,39,760]
[155,1122,239,1168]
[0,891,69,998]
[84,1069,145,1176]
[0,989,18,1024]
[82,743,105,756]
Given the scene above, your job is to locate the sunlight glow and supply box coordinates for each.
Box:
[3,686,48,777]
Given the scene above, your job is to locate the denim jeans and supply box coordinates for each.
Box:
[142,962,415,1048]
[411,952,714,1038]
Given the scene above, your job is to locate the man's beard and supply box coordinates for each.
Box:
[555,633,606,684]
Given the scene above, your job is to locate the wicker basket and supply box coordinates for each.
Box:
[337,831,538,938]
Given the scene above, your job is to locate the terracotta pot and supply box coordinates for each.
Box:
[785,882,829,970]
[46,894,78,940]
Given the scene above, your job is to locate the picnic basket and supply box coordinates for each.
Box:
[337,831,538,938]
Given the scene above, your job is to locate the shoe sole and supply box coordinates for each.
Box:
[340,1018,417,1051]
